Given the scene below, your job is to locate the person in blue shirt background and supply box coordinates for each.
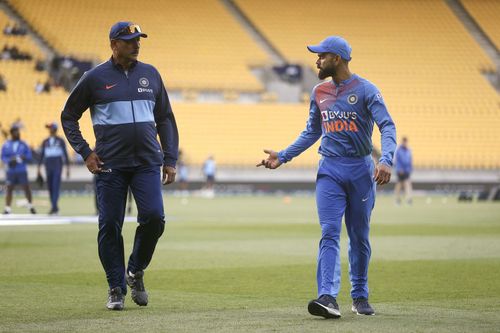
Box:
[1,125,36,214]
[394,137,413,205]
[177,149,189,193]
[258,36,396,318]
[37,122,70,215]
[202,155,216,191]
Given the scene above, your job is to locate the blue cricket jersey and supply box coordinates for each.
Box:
[203,159,216,177]
[278,74,396,166]
[1,139,32,173]
[39,136,69,169]
[394,145,412,174]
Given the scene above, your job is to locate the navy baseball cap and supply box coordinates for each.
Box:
[45,122,58,130]
[109,22,148,40]
[307,36,352,61]
[10,124,20,131]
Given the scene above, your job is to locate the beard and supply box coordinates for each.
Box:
[318,66,335,80]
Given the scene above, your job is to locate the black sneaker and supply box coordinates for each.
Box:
[106,287,124,310]
[352,298,375,315]
[126,270,148,306]
[308,294,341,319]
[30,207,36,214]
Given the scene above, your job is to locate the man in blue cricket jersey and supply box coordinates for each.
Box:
[61,22,179,310]
[1,125,36,214]
[202,155,216,191]
[37,122,70,215]
[258,36,396,318]
[394,137,413,205]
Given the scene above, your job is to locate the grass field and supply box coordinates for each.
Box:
[1,193,500,332]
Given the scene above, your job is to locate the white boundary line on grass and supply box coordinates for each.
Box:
[0,215,136,226]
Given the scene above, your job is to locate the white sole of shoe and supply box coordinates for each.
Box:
[351,306,375,315]
[107,302,124,310]
[308,301,341,318]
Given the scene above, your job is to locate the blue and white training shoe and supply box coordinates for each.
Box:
[106,287,124,311]
[352,298,375,315]
[126,270,148,306]
[308,294,341,319]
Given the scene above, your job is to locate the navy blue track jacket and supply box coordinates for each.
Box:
[61,58,179,169]
[39,136,69,169]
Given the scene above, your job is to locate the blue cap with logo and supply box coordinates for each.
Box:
[10,124,20,131]
[109,22,148,40]
[45,122,58,130]
[307,36,352,61]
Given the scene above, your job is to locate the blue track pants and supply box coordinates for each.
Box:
[45,165,62,212]
[315,155,375,299]
[95,165,165,293]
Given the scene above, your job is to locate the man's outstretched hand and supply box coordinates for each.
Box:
[256,149,282,169]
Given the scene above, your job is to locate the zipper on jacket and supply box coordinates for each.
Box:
[125,71,138,163]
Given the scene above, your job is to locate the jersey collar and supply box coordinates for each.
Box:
[332,73,357,87]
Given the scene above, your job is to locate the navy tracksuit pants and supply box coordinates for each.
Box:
[95,165,165,293]
[45,165,62,212]
[315,155,376,299]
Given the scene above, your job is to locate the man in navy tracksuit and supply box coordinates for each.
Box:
[61,22,179,310]
[37,122,70,215]
[258,36,396,318]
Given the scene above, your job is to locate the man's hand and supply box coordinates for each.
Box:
[256,149,282,169]
[8,157,17,168]
[374,163,391,185]
[85,152,104,174]
[36,171,44,188]
[162,165,176,185]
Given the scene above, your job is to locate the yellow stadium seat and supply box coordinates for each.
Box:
[8,0,270,91]
[235,0,500,169]
[462,0,500,51]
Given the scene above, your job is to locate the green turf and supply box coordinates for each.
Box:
[1,194,500,332]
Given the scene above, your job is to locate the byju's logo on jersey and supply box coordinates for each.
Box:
[138,77,153,93]
[139,77,149,87]
[347,94,358,105]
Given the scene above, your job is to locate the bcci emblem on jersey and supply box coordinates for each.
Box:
[138,77,153,93]
[347,94,358,105]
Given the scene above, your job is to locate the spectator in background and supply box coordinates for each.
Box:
[3,23,27,36]
[35,59,46,71]
[37,122,70,215]
[35,80,52,94]
[1,125,36,214]
[0,73,6,91]
[61,56,74,70]
[3,24,13,35]
[394,137,413,205]
[1,44,32,61]
[72,151,84,164]
[11,118,24,130]
[43,79,51,93]
[14,24,27,36]
[177,149,189,192]
[35,80,45,94]
[202,155,216,191]
[1,44,11,60]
